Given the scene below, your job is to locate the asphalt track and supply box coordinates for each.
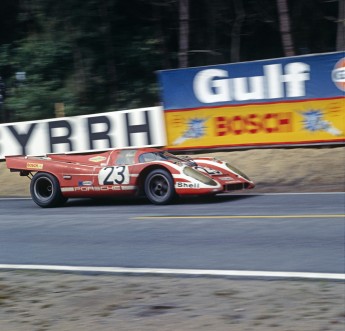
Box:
[0,193,344,278]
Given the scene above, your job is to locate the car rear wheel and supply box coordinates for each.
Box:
[144,169,175,205]
[30,172,67,208]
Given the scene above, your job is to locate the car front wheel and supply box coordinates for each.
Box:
[144,169,175,205]
[30,172,67,208]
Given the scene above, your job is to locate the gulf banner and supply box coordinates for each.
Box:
[158,52,345,149]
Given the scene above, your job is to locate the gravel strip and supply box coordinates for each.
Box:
[0,271,344,331]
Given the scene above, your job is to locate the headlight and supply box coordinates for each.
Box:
[225,163,250,180]
[183,167,218,186]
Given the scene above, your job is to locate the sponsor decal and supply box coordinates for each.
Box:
[61,187,74,192]
[26,162,43,170]
[176,182,200,188]
[219,176,233,181]
[89,156,107,162]
[78,181,93,186]
[121,186,137,191]
[332,58,345,92]
[195,166,222,175]
[74,186,121,192]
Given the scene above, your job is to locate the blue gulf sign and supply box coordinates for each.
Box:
[158,52,345,111]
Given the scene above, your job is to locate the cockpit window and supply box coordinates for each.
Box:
[139,152,158,162]
[115,149,137,165]
[138,151,194,165]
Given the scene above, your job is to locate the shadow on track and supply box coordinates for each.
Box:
[63,193,258,208]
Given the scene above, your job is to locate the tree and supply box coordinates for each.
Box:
[276,0,295,56]
[230,0,245,62]
[0,0,341,123]
[337,0,345,50]
[179,0,189,67]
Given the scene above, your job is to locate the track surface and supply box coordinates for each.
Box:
[0,193,344,274]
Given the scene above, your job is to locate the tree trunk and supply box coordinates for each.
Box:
[230,0,245,63]
[99,0,117,105]
[179,0,189,68]
[152,2,171,69]
[337,0,345,51]
[277,0,295,56]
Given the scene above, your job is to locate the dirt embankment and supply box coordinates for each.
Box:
[196,146,345,193]
[2,146,343,196]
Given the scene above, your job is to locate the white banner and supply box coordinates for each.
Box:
[0,107,166,159]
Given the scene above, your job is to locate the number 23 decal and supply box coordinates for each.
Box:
[98,166,130,185]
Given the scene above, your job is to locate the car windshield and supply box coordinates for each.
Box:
[139,151,192,164]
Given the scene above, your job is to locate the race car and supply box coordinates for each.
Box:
[5,147,254,207]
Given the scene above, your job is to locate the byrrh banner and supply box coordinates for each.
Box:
[158,52,345,150]
[0,107,166,159]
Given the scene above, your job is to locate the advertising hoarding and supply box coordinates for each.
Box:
[159,52,345,150]
[0,107,166,159]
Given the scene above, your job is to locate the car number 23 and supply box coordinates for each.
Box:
[98,166,130,185]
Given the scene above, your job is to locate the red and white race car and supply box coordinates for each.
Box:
[5,148,254,207]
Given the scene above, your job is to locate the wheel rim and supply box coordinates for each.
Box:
[149,174,169,198]
[34,177,54,201]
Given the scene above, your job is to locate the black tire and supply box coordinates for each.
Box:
[30,172,67,208]
[144,169,175,205]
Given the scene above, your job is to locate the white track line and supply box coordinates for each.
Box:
[134,214,345,220]
[224,192,345,196]
[0,264,344,280]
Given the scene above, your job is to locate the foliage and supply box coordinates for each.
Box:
[0,0,341,122]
